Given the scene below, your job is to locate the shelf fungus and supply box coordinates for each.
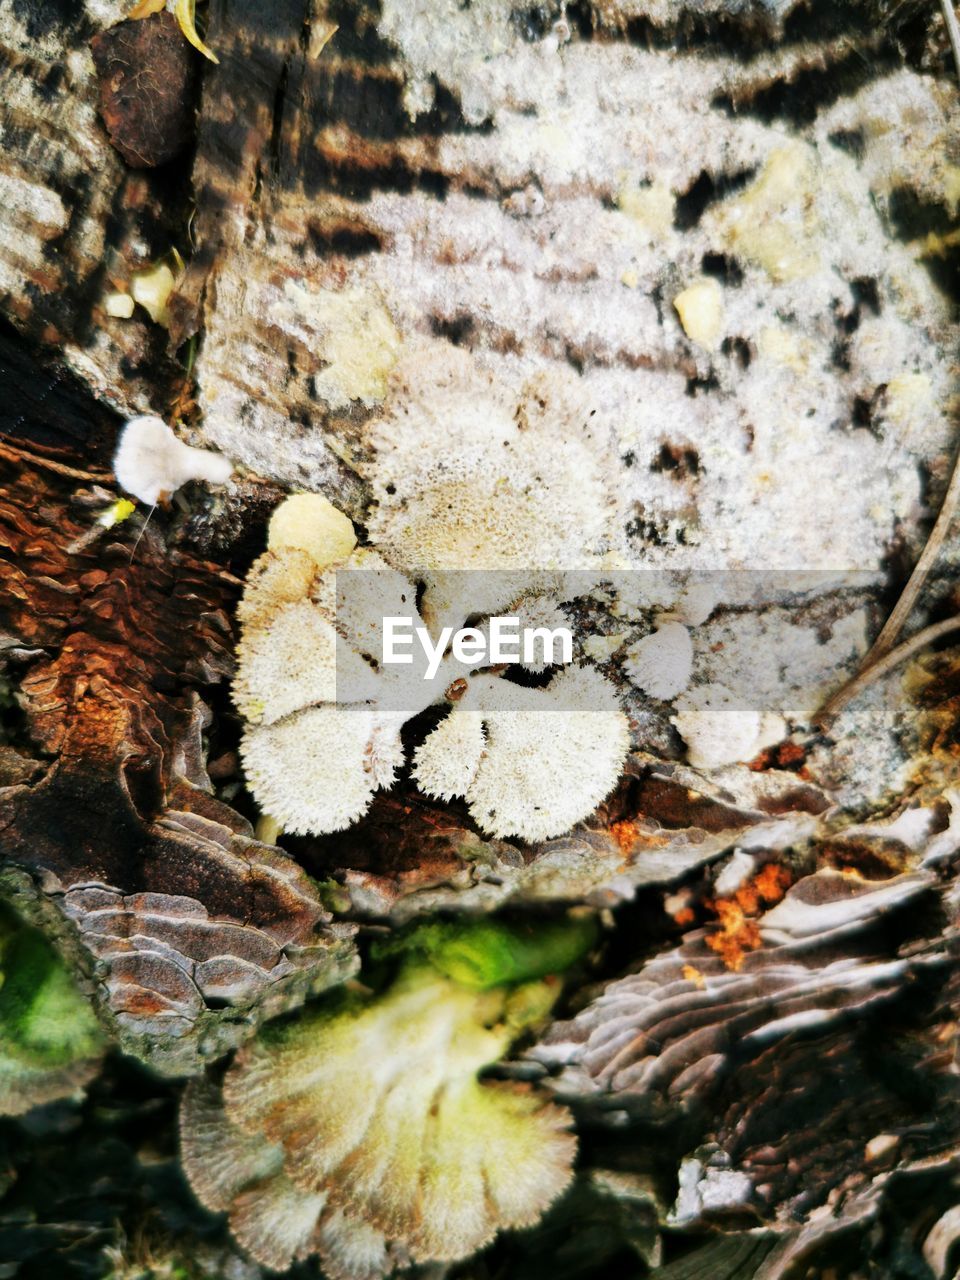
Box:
[236,491,630,841]
[532,867,959,1230]
[0,902,105,1116]
[180,917,590,1271]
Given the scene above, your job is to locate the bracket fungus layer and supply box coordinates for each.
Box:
[181,918,589,1270]
[531,844,960,1242]
[235,492,630,842]
[0,418,356,1076]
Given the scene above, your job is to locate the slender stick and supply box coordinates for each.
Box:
[862,0,960,654]
[817,614,960,726]
[866,1,960,661]
[868,448,960,661]
[943,0,960,80]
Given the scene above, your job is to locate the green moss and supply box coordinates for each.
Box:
[373,914,598,991]
[0,904,104,1069]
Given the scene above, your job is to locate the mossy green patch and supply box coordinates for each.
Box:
[373,914,598,991]
[0,904,104,1069]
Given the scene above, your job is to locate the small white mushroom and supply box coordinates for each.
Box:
[233,599,378,728]
[671,683,787,770]
[452,665,629,842]
[674,581,718,627]
[241,705,405,835]
[266,492,357,568]
[625,621,693,700]
[113,415,232,505]
[413,703,486,802]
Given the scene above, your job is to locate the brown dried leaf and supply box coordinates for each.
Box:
[91,13,200,168]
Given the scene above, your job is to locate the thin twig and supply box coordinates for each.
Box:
[818,614,960,726]
[864,0,960,660]
[868,447,960,660]
[0,438,111,483]
[943,0,960,79]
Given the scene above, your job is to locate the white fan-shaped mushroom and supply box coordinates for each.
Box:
[240,706,404,834]
[113,415,232,505]
[625,621,693,701]
[460,665,629,842]
[413,704,486,801]
[671,683,787,769]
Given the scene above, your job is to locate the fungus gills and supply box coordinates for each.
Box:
[180,917,591,1271]
[236,492,630,841]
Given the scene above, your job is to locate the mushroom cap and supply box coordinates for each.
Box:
[625,621,694,701]
[180,1076,392,1278]
[410,665,630,842]
[671,683,787,769]
[219,965,576,1263]
[234,598,382,727]
[675,580,718,627]
[412,703,486,802]
[234,599,340,726]
[113,415,232,505]
[240,705,405,835]
[267,492,357,568]
[236,548,319,630]
[462,666,630,841]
